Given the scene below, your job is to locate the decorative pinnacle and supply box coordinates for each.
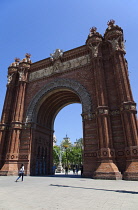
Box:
[14,58,20,62]
[25,53,31,58]
[107,19,115,27]
[90,27,97,34]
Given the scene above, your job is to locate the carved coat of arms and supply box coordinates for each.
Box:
[50,49,63,61]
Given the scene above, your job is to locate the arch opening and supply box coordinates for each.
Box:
[37,88,81,129]
[28,79,92,176]
[53,103,83,175]
[30,87,85,176]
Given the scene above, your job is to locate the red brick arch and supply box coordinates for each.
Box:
[0,21,138,179]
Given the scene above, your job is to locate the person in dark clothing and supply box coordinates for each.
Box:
[76,165,79,175]
[73,165,76,174]
[65,166,68,175]
[81,165,83,176]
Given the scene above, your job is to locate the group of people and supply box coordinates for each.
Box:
[72,165,79,175]
[65,165,83,176]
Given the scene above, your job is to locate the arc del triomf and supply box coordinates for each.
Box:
[0,20,138,180]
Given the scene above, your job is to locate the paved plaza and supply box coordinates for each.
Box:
[0,171,138,210]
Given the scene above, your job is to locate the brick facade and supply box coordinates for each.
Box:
[0,20,138,180]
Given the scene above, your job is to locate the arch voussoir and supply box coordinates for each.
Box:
[26,78,92,122]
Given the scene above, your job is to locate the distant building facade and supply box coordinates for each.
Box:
[61,135,71,146]
[53,134,57,146]
[0,20,138,180]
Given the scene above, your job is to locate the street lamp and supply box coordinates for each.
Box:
[63,144,69,167]
[53,146,64,173]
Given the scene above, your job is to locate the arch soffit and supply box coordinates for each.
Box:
[26,78,92,122]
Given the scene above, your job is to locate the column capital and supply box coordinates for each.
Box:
[120,101,137,113]
[0,123,8,131]
[10,121,23,129]
[81,112,96,121]
[96,106,109,115]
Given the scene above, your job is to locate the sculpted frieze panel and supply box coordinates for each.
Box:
[29,55,90,82]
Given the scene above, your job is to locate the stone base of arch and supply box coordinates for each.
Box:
[123,160,138,181]
[0,162,19,176]
[93,161,122,180]
[0,161,30,176]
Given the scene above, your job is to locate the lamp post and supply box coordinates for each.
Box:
[63,144,69,175]
[53,146,64,173]
[63,144,69,167]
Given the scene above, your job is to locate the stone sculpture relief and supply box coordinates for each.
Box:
[121,40,126,52]
[50,49,64,61]
[18,69,25,81]
[88,43,100,57]
[108,37,120,51]
[7,73,14,85]
[29,55,90,81]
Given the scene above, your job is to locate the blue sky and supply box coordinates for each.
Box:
[0,0,138,144]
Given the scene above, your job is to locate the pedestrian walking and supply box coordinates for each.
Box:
[65,166,68,175]
[15,164,24,182]
[52,165,56,174]
[76,165,79,175]
[73,165,76,174]
[81,165,83,176]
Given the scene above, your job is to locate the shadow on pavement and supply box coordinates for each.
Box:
[50,184,138,194]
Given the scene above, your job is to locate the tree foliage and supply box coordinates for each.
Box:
[53,146,60,165]
[53,138,83,167]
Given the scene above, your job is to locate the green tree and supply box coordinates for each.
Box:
[53,138,83,168]
[68,145,82,166]
[53,146,60,165]
[63,138,83,167]
[75,138,83,148]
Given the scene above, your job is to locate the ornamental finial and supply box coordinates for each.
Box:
[25,53,31,58]
[9,57,20,67]
[89,27,97,35]
[107,19,115,29]
[14,58,20,63]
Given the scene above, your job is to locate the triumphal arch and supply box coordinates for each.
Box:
[0,20,138,180]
